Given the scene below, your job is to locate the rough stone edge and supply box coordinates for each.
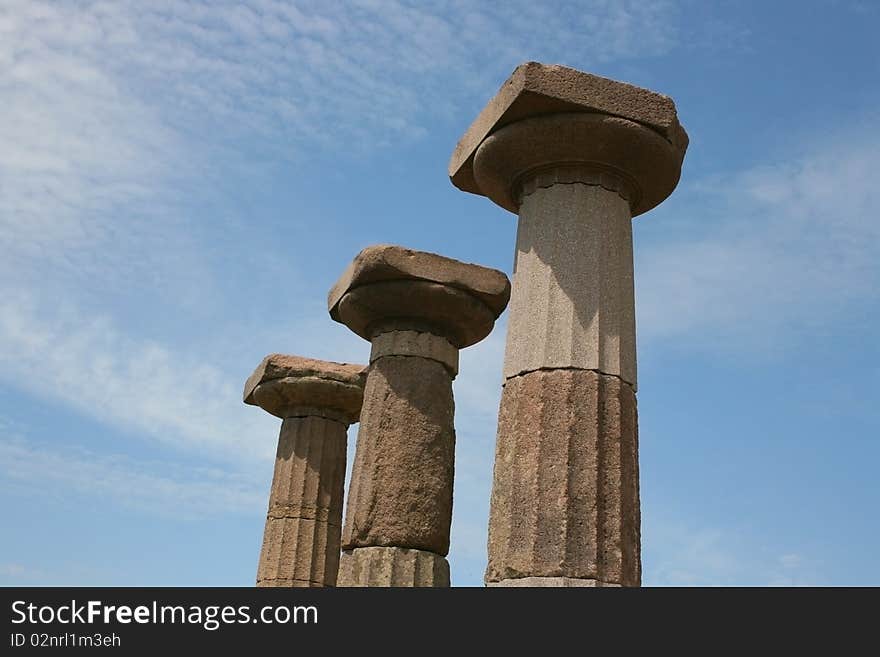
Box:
[516,164,633,206]
[244,354,366,405]
[245,378,365,423]
[277,405,353,424]
[449,61,688,194]
[337,547,450,587]
[327,244,511,319]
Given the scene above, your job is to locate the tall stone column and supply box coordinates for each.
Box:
[244,354,366,587]
[328,245,510,586]
[449,62,688,587]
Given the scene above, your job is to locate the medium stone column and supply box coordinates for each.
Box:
[328,245,510,587]
[244,354,366,587]
[449,62,688,587]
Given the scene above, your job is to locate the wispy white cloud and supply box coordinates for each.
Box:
[1,562,28,578]
[0,0,682,426]
[1,0,679,169]
[0,289,279,464]
[643,516,817,586]
[636,119,880,350]
[0,433,265,518]
[455,327,506,424]
[1,0,681,272]
[0,1,211,309]
[0,562,54,586]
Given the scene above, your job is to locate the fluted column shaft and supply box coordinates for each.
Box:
[244,354,365,588]
[504,173,636,386]
[486,169,641,587]
[328,245,510,587]
[448,62,688,588]
[257,412,348,587]
[487,369,639,586]
[338,546,450,586]
[339,330,457,587]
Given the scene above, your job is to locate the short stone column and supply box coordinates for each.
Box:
[449,62,688,587]
[244,354,366,587]
[328,245,510,587]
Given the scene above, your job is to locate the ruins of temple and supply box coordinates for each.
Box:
[244,62,687,587]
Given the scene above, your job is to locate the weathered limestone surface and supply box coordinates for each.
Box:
[330,245,510,587]
[450,63,685,588]
[472,112,681,216]
[328,244,510,320]
[485,369,640,587]
[342,355,455,555]
[328,245,509,349]
[245,354,366,588]
[332,278,500,349]
[244,353,365,422]
[256,416,347,587]
[503,177,636,386]
[338,547,450,587]
[370,329,459,376]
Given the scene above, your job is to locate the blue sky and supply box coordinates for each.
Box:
[1,0,878,586]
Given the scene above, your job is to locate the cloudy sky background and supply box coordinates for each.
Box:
[1,0,878,586]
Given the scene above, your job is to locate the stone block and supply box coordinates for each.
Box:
[332,280,498,349]
[370,330,459,376]
[244,354,366,422]
[502,180,637,386]
[337,547,450,587]
[328,244,510,318]
[486,369,640,586]
[450,61,688,201]
[255,415,348,587]
[342,356,455,556]
[471,112,683,216]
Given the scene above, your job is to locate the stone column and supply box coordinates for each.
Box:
[448,62,688,587]
[328,245,510,587]
[244,354,366,587]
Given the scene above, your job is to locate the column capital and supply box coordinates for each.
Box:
[327,245,510,348]
[449,62,688,216]
[244,354,366,424]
